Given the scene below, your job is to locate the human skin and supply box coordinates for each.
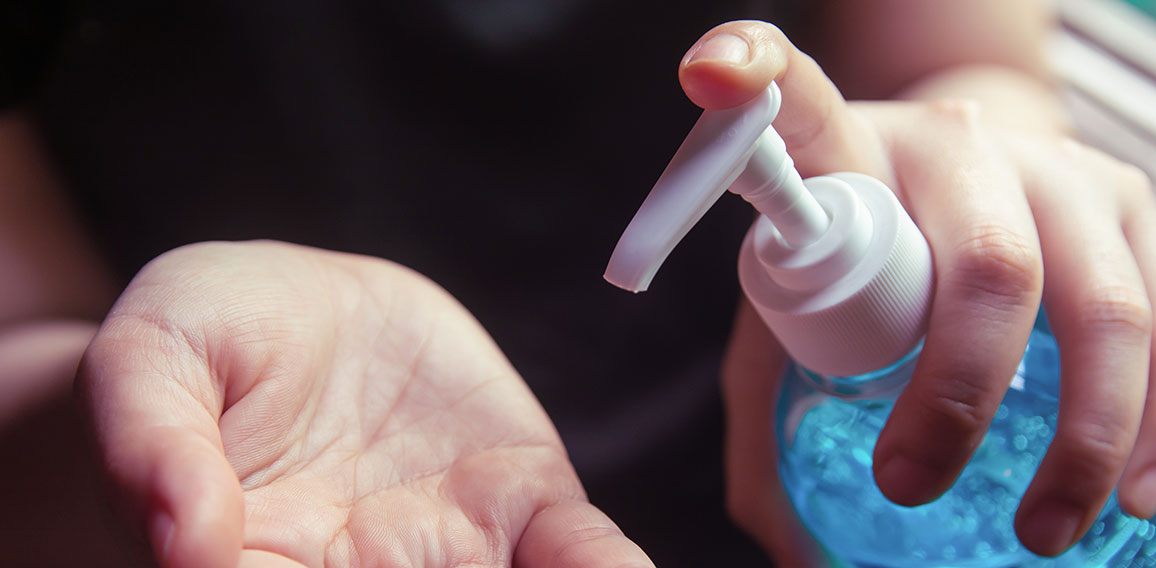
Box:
[2,1,1154,566]
[75,241,654,567]
[688,18,1156,564]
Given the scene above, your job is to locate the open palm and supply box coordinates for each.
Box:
[77,241,651,568]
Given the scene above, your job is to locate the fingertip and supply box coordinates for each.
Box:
[1014,499,1085,557]
[678,21,785,110]
[514,500,654,568]
[873,454,952,508]
[1117,467,1156,520]
[871,387,987,509]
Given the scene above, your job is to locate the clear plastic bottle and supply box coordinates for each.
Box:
[778,317,1156,567]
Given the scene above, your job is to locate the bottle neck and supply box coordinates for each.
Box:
[795,340,923,399]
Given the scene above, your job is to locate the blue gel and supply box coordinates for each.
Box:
[778,329,1156,567]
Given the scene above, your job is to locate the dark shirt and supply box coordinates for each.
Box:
[7,1,809,564]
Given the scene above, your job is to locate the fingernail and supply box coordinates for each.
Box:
[875,454,942,506]
[1128,470,1156,518]
[149,511,174,563]
[688,33,750,65]
[1019,501,1082,556]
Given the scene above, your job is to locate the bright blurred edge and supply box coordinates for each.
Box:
[1051,0,1156,180]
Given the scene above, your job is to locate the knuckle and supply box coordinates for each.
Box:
[951,225,1042,309]
[1054,138,1153,203]
[1118,161,1152,189]
[913,372,998,439]
[1075,285,1153,341]
[920,99,986,145]
[924,98,984,128]
[1116,162,1155,204]
[1055,418,1135,481]
[739,19,788,45]
[1054,137,1123,174]
[1057,136,1098,160]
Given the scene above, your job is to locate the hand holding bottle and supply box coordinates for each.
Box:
[679,20,1156,560]
[76,241,654,568]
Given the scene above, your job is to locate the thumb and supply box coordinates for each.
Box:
[77,311,243,568]
[678,20,883,178]
[514,500,654,568]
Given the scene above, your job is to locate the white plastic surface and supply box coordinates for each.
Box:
[740,173,933,376]
[731,119,830,247]
[605,83,829,292]
[605,84,935,376]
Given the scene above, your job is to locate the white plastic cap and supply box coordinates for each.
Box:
[740,173,933,376]
[604,83,936,377]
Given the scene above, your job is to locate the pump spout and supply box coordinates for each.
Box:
[604,83,828,292]
[733,127,829,248]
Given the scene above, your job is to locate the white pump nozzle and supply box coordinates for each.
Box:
[604,82,935,377]
[604,83,829,292]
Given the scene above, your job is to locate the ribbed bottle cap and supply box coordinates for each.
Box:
[739,172,934,377]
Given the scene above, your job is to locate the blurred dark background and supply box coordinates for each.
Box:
[2,0,819,565]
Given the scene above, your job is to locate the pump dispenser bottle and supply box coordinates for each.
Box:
[605,84,1155,566]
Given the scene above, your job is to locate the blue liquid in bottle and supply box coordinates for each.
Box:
[778,322,1156,567]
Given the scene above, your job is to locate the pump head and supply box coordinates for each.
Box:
[604,83,936,376]
[604,83,829,292]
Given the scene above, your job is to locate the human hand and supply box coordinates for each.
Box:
[681,21,1156,561]
[76,241,653,568]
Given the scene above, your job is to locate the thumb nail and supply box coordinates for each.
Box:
[688,33,750,66]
